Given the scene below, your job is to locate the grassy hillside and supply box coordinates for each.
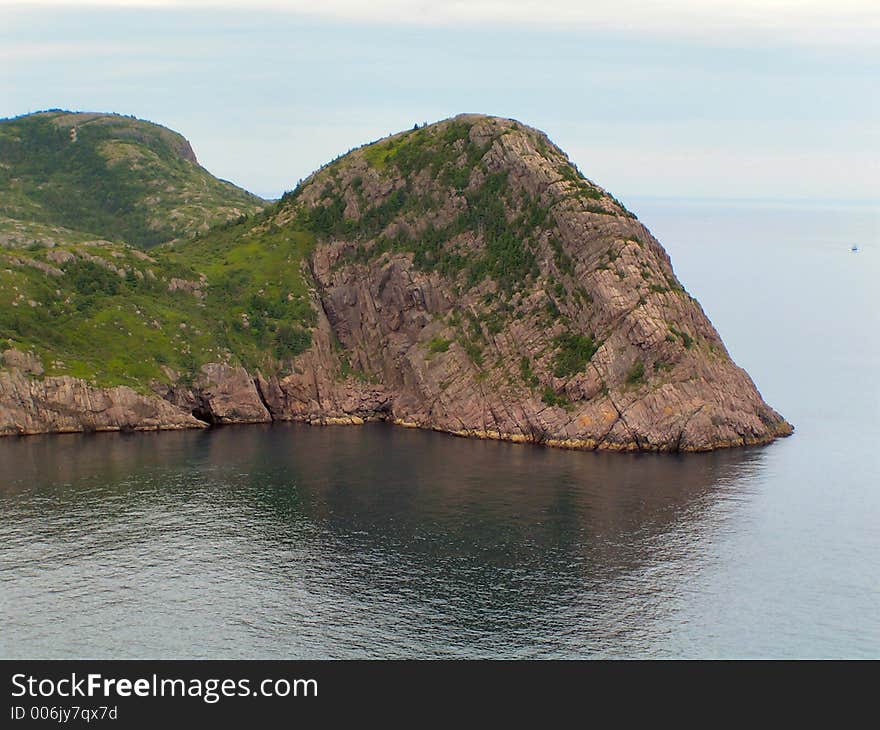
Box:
[0,110,308,390]
[0,110,264,248]
[0,209,318,390]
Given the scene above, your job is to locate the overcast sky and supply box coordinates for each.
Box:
[2,1,878,202]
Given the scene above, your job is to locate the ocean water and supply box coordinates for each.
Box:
[1,199,877,658]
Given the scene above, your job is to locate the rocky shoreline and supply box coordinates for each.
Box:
[0,348,792,452]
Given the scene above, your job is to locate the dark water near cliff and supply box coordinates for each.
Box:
[1,200,878,658]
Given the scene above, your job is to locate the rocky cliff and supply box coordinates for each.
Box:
[0,350,204,435]
[0,114,792,450]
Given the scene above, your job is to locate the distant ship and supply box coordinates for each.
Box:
[851,244,859,252]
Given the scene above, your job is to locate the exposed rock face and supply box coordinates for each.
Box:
[259,114,792,451]
[0,355,204,436]
[2,349,44,376]
[166,363,271,425]
[253,297,393,425]
[0,114,792,450]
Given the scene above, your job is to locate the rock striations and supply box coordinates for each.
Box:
[0,114,792,451]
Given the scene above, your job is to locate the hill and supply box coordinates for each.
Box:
[0,110,264,248]
[0,113,791,450]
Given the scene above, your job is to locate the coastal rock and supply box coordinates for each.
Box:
[0,114,792,451]
[0,363,204,436]
[262,114,792,451]
[188,363,271,424]
[253,296,394,424]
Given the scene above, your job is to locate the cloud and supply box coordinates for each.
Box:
[0,41,149,61]
[3,0,879,45]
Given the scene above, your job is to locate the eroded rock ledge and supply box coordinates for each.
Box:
[0,350,204,436]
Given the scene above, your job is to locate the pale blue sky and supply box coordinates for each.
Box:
[2,1,877,203]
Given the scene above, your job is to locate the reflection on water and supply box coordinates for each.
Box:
[0,423,769,658]
[4,200,878,658]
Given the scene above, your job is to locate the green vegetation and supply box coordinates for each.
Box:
[0,209,319,389]
[626,361,645,385]
[297,167,542,297]
[541,386,569,407]
[552,332,599,378]
[1,245,209,387]
[0,111,263,248]
[557,164,602,200]
[460,337,484,366]
[668,325,695,349]
[544,295,560,321]
[64,258,122,299]
[362,121,486,183]
[338,353,378,384]
[459,172,538,293]
[519,356,539,388]
[549,236,574,276]
[171,218,318,368]
[572,286,593,307]
[663,271,685,293]
[427,336,451,354]
[274,323,312,359]
[295,119,552,297]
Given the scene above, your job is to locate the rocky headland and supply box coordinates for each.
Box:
[0,113,792,450]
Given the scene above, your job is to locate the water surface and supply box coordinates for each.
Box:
[1,199,878,658]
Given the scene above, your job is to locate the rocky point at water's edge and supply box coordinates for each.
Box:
[0,114,792,451]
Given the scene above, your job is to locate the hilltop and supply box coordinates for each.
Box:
[0,113,791,450]
[0,110,264,248]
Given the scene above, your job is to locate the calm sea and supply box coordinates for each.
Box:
[1,199,877,658]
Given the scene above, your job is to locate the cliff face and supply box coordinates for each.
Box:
[0,350,204,435]
[0,114,792,451]
[250,115,791,450]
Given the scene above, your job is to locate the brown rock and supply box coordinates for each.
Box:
[188,363,271,424]
[0,114,792,452]
[262,114,792,452]
[46,249,76,265]
[2,349,44,376]
[0,367,204,436]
